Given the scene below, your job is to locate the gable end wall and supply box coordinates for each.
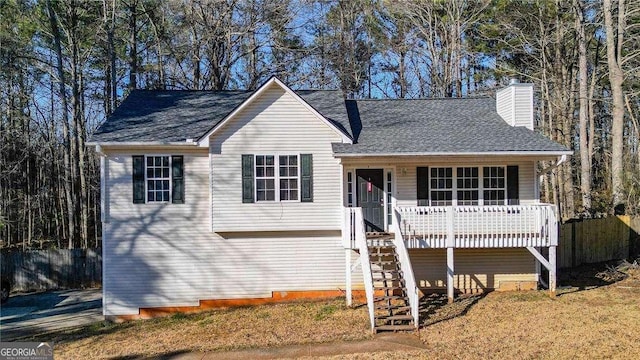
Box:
[210,84,344,232]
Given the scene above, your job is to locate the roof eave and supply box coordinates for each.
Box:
[86,141,200,148]
[333,150,573,157]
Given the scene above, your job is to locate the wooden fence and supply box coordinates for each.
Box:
[557,216,639,269]
[0,248,101,292]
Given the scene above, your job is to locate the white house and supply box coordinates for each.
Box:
[89,77,571,332]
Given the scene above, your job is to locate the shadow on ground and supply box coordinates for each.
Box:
[110,350,192,360]
[418,292,486,328]
[0,289,103,341]
[557,260,633,296]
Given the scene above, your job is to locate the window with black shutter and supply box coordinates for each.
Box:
[132,155,184,204]
[242,154,313,203]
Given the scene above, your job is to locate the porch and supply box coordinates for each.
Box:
[344,204,558,250]
[342,204,559,332]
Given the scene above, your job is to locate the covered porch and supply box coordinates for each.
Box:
[337,156,561,331]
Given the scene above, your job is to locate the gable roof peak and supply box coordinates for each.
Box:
[195,76,353,144]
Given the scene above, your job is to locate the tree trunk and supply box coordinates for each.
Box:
[575,0,591,213]
[47,0,75,249]
[603,0,626,213]
[129,0,138,91]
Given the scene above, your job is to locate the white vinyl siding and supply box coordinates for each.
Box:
[103,151,212,315]
[102,151,357,316]
[210,84,343,232]
[513,85,534,129]
[496,84,534,130]
[496,87,513,126]
[410,248,537,292]
[343,157,538,208]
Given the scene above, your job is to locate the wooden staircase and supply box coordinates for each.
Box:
[367,233,416,333]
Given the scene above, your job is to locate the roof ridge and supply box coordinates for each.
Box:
[354,96,492,101]
[131,89,252,93]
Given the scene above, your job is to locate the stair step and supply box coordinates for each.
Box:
[375,314,414,321]
[368,245,396,254]
[366,232,393,238]
[374,295,407,302]
[375,304,411,311]
[374,324,416,332]
[369,255,396,261]
[371,269,401,274]
[373,286,405,290]
[372,278,403,282]
[369,251,395,255]
[372,259,398,264]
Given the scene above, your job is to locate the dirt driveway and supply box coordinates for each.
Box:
[0,289,102,341]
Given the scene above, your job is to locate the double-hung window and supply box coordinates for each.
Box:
[483,166,506,205]
[430,167,453,206]
[255,155,276,201]
[456,167,479,205]
[255,155,299,202]
[279,155,298,201]
[146,156,171,202]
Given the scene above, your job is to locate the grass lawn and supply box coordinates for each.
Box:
[34,266,640,359]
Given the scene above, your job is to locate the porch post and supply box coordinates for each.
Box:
[535,252,541,284]
[446,206,455,303]
[447,247,454,303]
[345,249,352,307]
[549,246,557,297]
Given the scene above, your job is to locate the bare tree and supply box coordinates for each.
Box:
[603,0,628,213]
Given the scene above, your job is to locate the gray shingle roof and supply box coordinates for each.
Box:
[92,90,253,142]
[92,87,568,155]
[332,97,569,154]
[91,89,350,142]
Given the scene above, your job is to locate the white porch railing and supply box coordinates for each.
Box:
[392,208,419,328]
[396,204,558,249]
[342,207,358,249]
[345,207,376,330]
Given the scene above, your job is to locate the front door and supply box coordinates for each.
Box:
[356,169,385,232]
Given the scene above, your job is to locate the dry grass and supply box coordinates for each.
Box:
[310,269,640,360]
[45,299,371,359]
[416,267,640,360]
[33,266,640,359]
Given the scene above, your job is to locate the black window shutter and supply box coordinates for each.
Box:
[242,154,254,203]
[417,167,429,206]
[172,156,184,204]
[132,155,145,204]
[301,154,313,202]
[507,165,520,205]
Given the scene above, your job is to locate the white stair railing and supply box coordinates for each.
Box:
[342,207,357,249]
[392,208,420,328]
[352,207,376,331]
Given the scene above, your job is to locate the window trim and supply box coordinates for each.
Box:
[426,165,508,206]
[255,155,276,202]
[456,167,479,206]
[144,155,172,203]
[254,154,301,202]
[430,167,453,206]
[482,166,507,206]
